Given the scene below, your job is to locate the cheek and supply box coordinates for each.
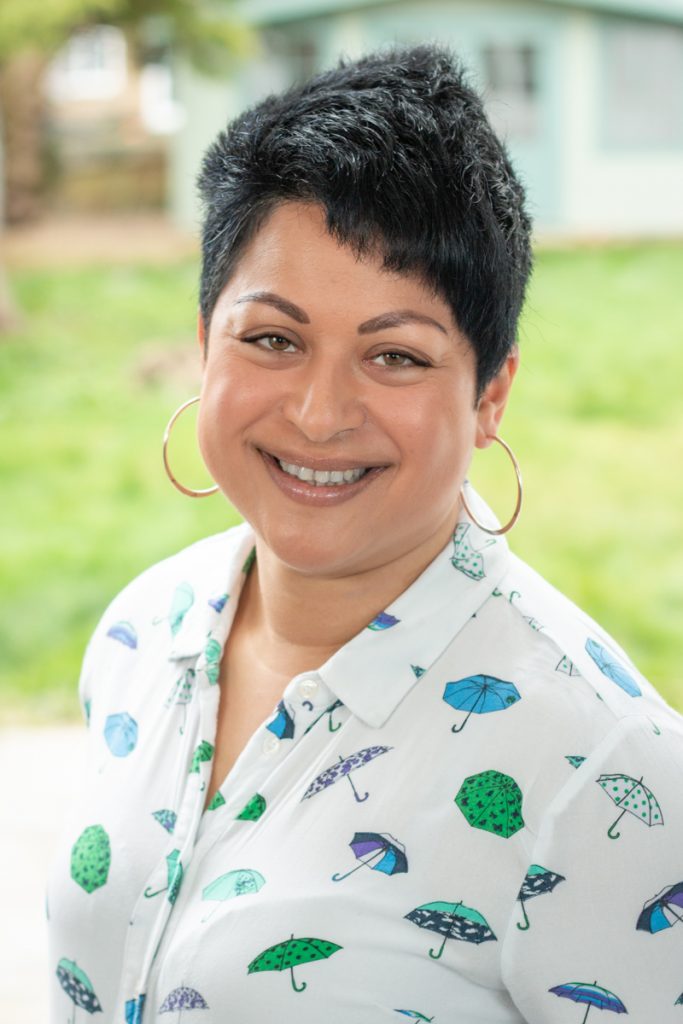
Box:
[196,357,266,470]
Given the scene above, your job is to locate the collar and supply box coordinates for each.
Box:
[168,483,510,728]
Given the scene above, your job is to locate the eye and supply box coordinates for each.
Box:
[241,334,298,353]
[370,351,429,368]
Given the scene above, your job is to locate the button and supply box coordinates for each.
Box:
[298,677,319,700]
[262,733,280,756]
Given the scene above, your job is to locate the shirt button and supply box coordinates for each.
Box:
[262,733,280,756]
[298,678,319,700]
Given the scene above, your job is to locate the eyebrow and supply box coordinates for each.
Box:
[234,292,448,336]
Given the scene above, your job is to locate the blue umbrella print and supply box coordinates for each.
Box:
[125,994,146,1023]
[585,639,641,697]
[636,882,683,933]
[208,593,228,613]
[394,1012,434,1021]
[443,675,521,733]
[301,746,393,803]
[106,621,137,649]
[368,611,400,631]
[103,713,138,757]
[158,985,208,1022]
[332,832,408,882]
[548,980,627,1023]
[266,700,295,739]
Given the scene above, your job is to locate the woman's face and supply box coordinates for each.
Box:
[197,202,515,578]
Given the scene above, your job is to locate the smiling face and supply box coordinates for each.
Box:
[197,202,516,579]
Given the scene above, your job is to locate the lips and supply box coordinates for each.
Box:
[258,448,388,506]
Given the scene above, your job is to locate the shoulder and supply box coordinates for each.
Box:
[77,522,254,715]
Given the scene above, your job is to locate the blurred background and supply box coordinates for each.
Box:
[1,0,682,1017]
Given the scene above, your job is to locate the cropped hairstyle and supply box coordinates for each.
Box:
[197,42,533,397]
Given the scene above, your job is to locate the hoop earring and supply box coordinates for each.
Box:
[460,435,522,536]
[162,395,219,498]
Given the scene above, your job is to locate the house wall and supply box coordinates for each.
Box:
[561,9,683,235]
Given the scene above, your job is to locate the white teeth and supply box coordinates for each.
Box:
[276,458,368,486]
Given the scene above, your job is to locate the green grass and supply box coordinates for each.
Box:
[2,243,682,722]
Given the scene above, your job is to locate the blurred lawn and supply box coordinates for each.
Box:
[1,242,682,722]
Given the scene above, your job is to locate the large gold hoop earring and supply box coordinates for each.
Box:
[460,435,523,536]
[162,395,219,498]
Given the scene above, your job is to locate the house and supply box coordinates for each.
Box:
[169,0,683,239]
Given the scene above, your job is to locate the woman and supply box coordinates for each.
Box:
[47,44,683,1023]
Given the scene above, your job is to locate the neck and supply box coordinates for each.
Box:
[238,509,460,675]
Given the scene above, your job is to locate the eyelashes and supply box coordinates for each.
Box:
[240,334,431,368]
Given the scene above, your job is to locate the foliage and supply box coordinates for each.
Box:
[1,241,682,721]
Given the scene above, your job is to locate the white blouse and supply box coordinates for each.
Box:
[47,485,683,1023]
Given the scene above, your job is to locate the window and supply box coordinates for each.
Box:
[602,22,683,148]
[481,43,539,141]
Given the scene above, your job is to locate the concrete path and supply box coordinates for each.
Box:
[0,726,87,1023]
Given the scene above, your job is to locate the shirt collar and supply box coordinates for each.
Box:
[168,482,510,728]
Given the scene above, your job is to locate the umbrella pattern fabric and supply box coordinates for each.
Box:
[516,864,566,930]
[405,901,497,959]
[332,832,408,882]
[596,772,663,839]
[548,980,627,1021]
[105,620,137,649]
[56,958,103,1016]
[70,825,111,894]
[158,985,209,1014]
[636,882,683,933]
[301,746,393,803]
[48,506,683,1022]
[455,769,524,839]
[585,639,642,698]
[103,712,138,757]
[247,934,342,993]
[450,523,495,580]
[201,869,266,921]
[443,675,521,733]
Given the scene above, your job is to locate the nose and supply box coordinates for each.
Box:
[281,356,366,443]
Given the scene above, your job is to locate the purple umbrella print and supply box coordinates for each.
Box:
[159,985,208,1022]
[548,980,626,1023]
[301,746,393,803]
[332,832,408,882]
[637,882,683,933]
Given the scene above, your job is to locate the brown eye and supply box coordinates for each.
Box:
[371,351,426,368]
[243,335,296,352]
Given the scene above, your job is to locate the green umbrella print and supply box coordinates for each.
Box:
[144,849,183,903]
[70,825,111,894]
[455,769,524,839]
[248,934,342,993]
[202,636,222,685]
[56,958,102,1022]
[516,864,566,930]
[189,740,214,791]
[596,773,663,839]
[201,869,266,921]
[236,792,266,820]
[206,790,226,811]
[405,900,496,958]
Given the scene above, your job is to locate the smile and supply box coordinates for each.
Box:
[258,449,389,505]
[276,460,368,486]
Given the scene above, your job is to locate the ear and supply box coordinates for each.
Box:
[474,347,519,449]
[197,309,206,359]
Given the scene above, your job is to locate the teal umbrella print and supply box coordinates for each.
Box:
[153,582,194,637]
[301,746,393,803]
[394,1012,434,1021]
[202,637,222,685]
[152,809,177,834]
[455,769,524,838]
[405,900,496,958]
[159,985,208,1021]
[332,831,408,882]
[201,868,266,921]
[144,849,183,903]
[443,675,521,733]
[596,772,663,839]
[516,864,565,930]
[585,638,641,697]
[164,669,195,734]
[56,958,103,1022]
[247,934,342,993]
[450,523,495,581]
[103,712,138,757]
[548,980,627,1022]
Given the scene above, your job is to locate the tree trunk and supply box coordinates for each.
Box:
[0,49,49,224]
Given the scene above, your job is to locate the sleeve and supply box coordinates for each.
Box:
[500,712,683,1023]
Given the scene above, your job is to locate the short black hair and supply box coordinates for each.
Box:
[197,42,533,397]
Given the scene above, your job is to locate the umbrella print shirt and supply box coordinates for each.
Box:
[47,484,683,1024]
